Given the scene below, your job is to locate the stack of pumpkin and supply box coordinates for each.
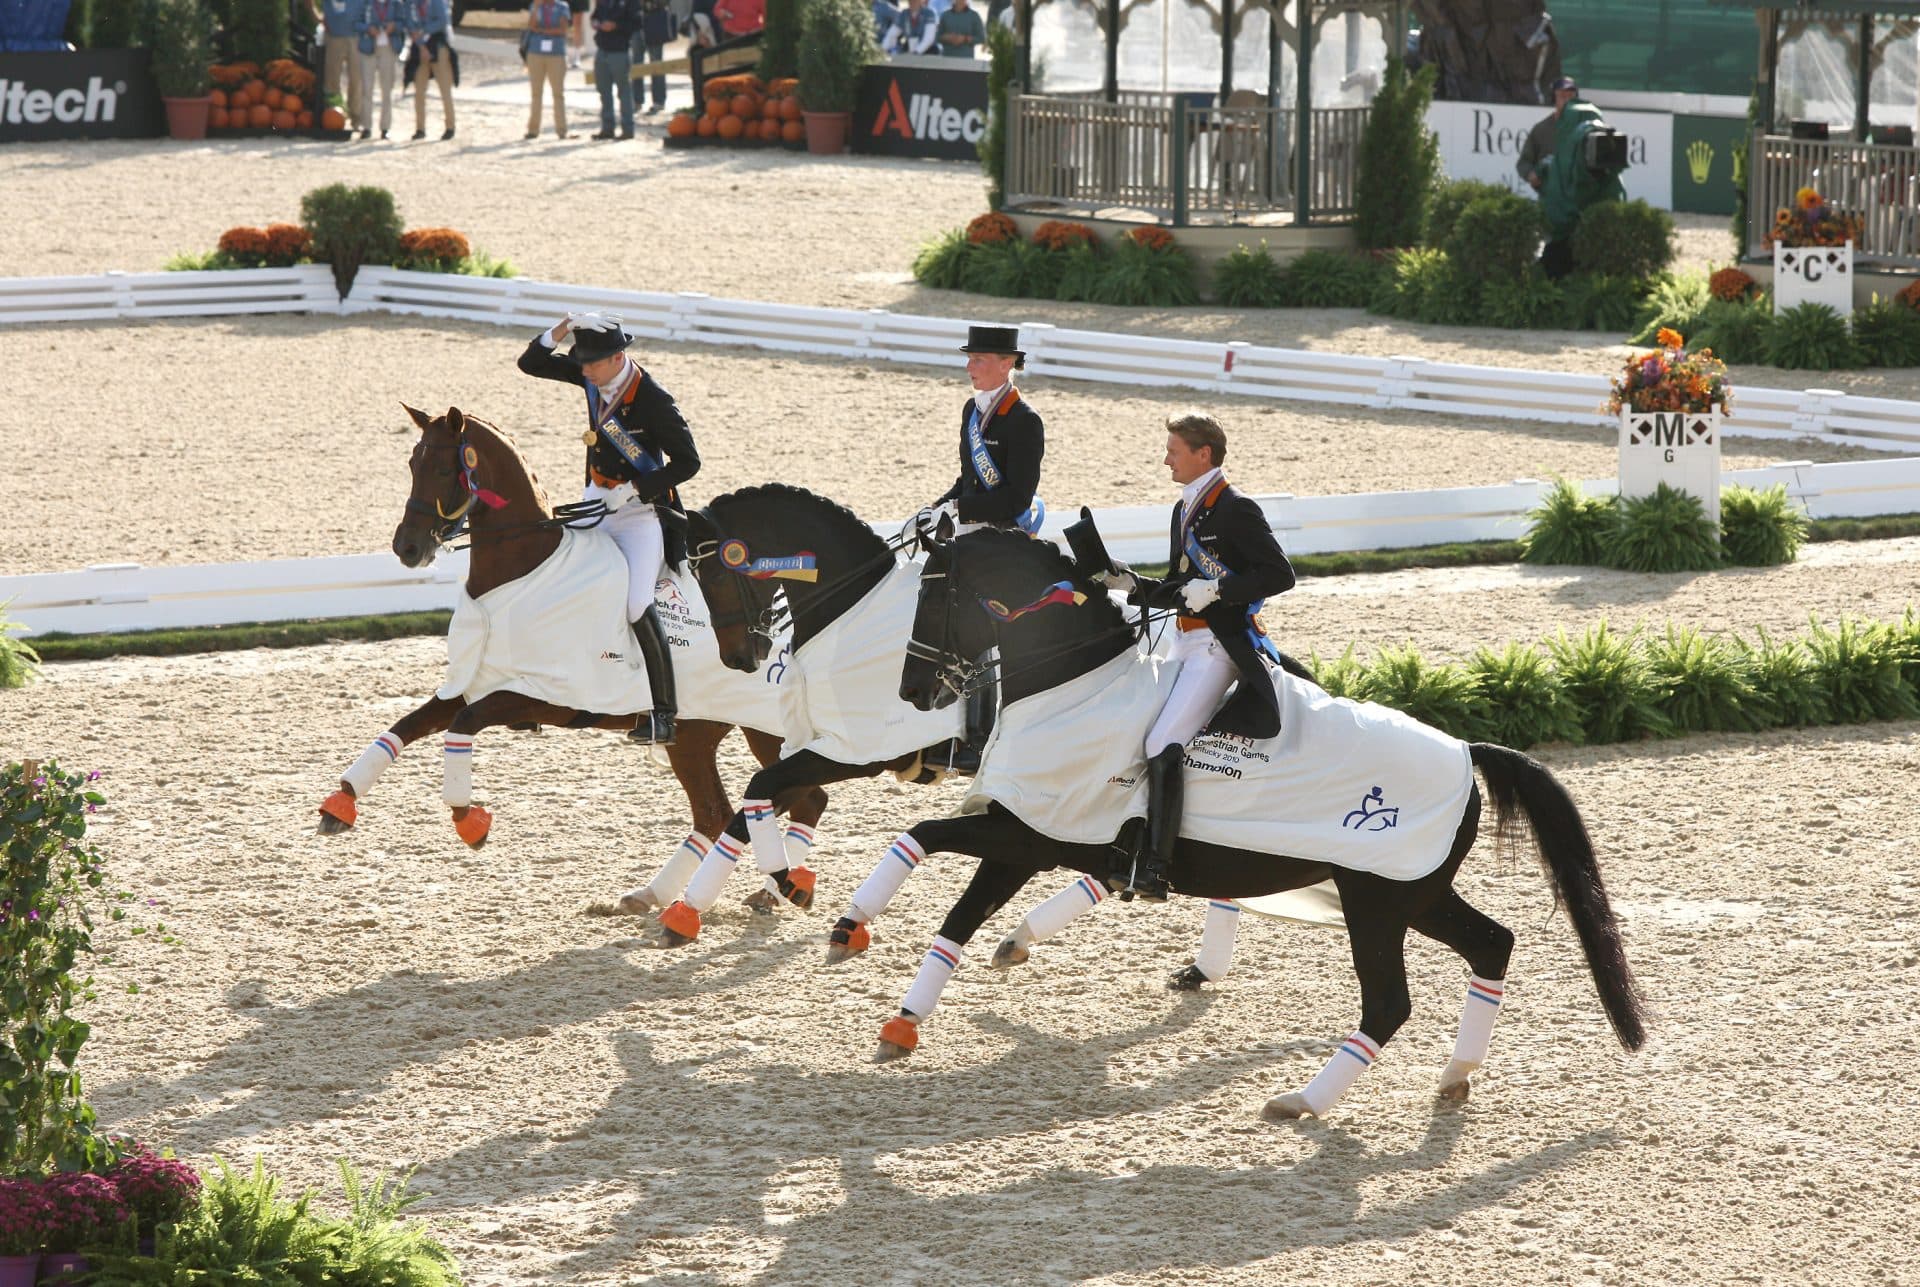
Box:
[208,59,348,136]
[665,74,806,149]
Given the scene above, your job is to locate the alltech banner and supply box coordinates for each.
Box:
[852,61,988,162]
[0,50,164,143]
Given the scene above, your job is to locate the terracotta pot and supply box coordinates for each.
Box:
[0,1254,39,1287]
[800,110,850,156]
[161,95,213,140]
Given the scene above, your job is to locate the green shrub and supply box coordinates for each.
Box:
[796,0,875,113]
[1423,178,1511,250]
[299,183,403,297]
[911,228,976,290]
[1719,483,1806,566]
[1628,273,1711,344]
[1481,271,1564,329]
[1307,645,1367,699]
[1571,198,1675,281]
[1408,253,1481,326]
[1354,58,1439,250]
[978,24,1015,210]
[222,0,287,67]
[1086,238,1199,307]
[963,239,1066,298]
[1368,247,1434,319]
[1735,626,1828,727]
[1688,297,1772,365]
[1548,622,1675,744]
[1360,644,1490,740]
[0,602,38,689]
[1279,249,1379,308]
[1645,624,1763,732]
[1558,272,1643,331]
[1765,301,1862,370]
[1892,607,1920,696]
[1802,617,1920,723]
[92,0,152,47]
[1522,477,1616,565]
[756,0,801,79]
[1466,641,1585,748]
[1444,191,1543,284]
[148,0,213,98]
[1849,295,1920,368]
[1606,483,1722,573]
[459,249,518,279]
[1212,242,1288,307]
[1053,243,1105,302]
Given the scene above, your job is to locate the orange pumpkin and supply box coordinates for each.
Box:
[781,96,802,122]
[761,96,782,121]
[271,109,296,130]
[704,96,728,120]
[209,87,228,109]
[281,93,303,115]
[296,110,313,128]
[716,113,743,140]
[320,106,346,131]
[248,103,272,128]
[695,113,717,137]
[210,106,230,128]
[730,93,755,118]
[781,118,805,142]
[243,78,266,101]
[667,112,696,138]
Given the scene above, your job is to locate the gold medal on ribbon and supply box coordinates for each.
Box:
[582,429,598,445]
[1178,555,1190,573]
[462,445,479,469]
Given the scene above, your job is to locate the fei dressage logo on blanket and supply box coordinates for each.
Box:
[1343,787,1399,832]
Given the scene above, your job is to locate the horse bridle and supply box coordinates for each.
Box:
[408,429,608,551]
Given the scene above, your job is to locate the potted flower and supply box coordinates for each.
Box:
[106,1142,202,1252]
[149,0,216,141]
[1606,327,1733,524]
[1766,185,1863,317]
[795,0,875,155]
[0,1178,55,1287]
[36,1172,129,1279]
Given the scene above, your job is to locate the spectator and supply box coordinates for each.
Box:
[683,0,718,48]
[356,0,406,139]
[985,0,1008,26]
[569,5,587,66]
[872,0,900,43]
[883,0,935,55]
[525,0,572,138]
[634,0,675,114]
[712,0,763,38]
[1517,75,1578,193]
[321,0,366,134]
[591,0,640,138]
[403,0,456,140]
[934,0,983,58]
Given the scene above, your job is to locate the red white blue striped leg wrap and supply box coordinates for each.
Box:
[900,934,963,1022]
[343,732,403,798]
[682,830,747,912]
[742,798,785,875]
[846,833,926,924]
[782,821,817,872]
[646,831,712,905]
[1444,974,1505,1084]
[1194,900,1242,982]
[441,734,474,808]
[1020,873,1106,946]
[1298,1030,1384,1117]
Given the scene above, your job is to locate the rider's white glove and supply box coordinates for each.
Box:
[1180,578,1221,613]
[1095,566,1137,594]
[596,481,637,512]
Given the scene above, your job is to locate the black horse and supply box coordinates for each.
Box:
[647,484,972,946]
[865,528,1647,1119]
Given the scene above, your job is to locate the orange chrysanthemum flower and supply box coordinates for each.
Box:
[965,212,1020,245]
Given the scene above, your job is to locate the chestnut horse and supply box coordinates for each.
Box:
[314,405,826,900]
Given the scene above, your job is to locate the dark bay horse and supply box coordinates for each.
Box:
[314,405,826,879]
[648,484,973,947]
[861,528,1647,1119]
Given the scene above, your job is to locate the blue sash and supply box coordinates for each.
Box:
[586,376,662,477]
[1181,486,1280,666]
[966,388,1044,534]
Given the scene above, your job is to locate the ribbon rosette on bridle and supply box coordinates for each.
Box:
[718,537,819,582]
[438,440,510,522]
[980,580,1087,623]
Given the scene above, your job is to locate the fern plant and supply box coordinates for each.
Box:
[1848,295,1920,368]
[1628,273,1710,344]
[1053,244,1105,302]
[1086,238,1199,307]
[1307,645,1368,699]
[1735,625,1829,728]
[1719,483,1806,566]
[1687,297,1772,365]
[911,228,976,289]
[0,600,40,689]
[1360,643,1490,740]
[1482,271,1564,330]
[1558,272,1643,332]
[1765,302,1862,370]
[1212,241,1288,307]
[1802,616,1920,723]
[1279,249,1380,307]
[1521,476,1616,565]
[1467,641,1585,749]
[1547,622,1675,744]
[1644,623,1763,732]
[1605,483,1721,573]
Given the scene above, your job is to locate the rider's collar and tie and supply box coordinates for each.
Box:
[1180,466,1225,517]
[594,355,639,405]
[972,378,1015,417]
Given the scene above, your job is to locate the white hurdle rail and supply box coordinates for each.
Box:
[0,266,340,324]
[8,456,1918,637]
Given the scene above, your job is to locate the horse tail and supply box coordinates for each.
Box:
[1469,743,1649,1052]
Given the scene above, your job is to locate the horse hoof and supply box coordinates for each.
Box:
[657,899,701,944]
[742,888,779,915]
[874,1039,914,1063]
[1167,964,1210,992]
[453,806,492,849]
[778,865,816,911]
[825,920,870,964]
[1260,1092,1314,1122]
[989,936,1030,969]
[1437,1079,1472,1103]
[647,926,696,949]
[317,790,356,833]
[873,1014,918,1061]
[614,888,660,915]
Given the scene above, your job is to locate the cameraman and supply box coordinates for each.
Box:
[1539,86,1626,279]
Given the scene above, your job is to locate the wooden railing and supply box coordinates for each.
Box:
[1747,133,1920,267]
[1005,93,1367,225]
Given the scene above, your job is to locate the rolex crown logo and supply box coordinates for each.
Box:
[1686,139,1714,185]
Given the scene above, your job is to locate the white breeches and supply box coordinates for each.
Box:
[1144,629,1237,756]
[585,484,663,621]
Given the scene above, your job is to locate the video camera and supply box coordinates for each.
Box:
[1581,124,1629,179]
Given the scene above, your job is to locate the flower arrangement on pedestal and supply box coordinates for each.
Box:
[1606,328,1733,415]
[1766,186,1863,248]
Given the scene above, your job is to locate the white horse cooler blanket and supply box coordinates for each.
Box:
[962,648,1475,883]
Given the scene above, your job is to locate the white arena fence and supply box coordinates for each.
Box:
[1,266,1917,452]
[6,456,1919,637]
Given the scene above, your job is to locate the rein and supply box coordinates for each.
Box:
[909,561,1141,703]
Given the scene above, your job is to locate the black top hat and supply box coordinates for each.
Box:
[570,318,636,363]
[959,324,1024,359]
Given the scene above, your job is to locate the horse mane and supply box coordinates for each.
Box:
[955,528,1128,632]
[707,482,885,554]
[459,412,553,516]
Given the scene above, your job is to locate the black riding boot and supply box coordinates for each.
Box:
[628,606,677,746]
[946,658,999,774]
[1125,745,1183,902]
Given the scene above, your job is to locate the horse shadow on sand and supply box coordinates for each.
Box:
[410,1002,1615,1283]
